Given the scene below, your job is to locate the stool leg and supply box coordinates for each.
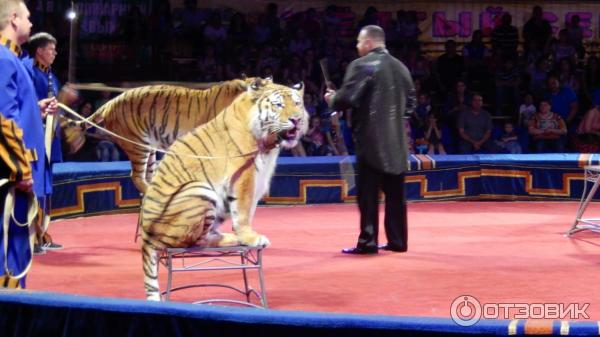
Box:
[165,252,173,301]
[241,251,251,303]
[257,249,268,308]
[134,222,140,242]
[569,173,600,235]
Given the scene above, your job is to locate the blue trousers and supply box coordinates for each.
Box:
[0,186,34,288]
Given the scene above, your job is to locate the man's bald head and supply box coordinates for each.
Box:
[361,25,385,43]
[356,25,386,57]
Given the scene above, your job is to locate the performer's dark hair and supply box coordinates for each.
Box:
[26,32,57,55]
[361,25,385,42]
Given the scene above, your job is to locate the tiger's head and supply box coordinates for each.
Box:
[248,78,308,150]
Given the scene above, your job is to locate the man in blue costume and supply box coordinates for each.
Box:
[0,0,57,288]
[23,32,63,254]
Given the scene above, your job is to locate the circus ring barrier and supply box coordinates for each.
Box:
[49,154,600,219]
[0,154,599,336]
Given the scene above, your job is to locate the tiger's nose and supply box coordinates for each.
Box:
[289,117,300,125]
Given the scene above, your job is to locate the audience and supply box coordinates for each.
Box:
[34,3,600,159]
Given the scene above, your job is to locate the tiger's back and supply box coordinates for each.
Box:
[103,83,246,148]
[78,79,252,193]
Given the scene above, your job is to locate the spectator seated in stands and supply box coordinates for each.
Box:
[413,92,431,130]
[573,105,600,153]
[528,99,567,153]
[72,101,120,162]
[424,112,446,155]
[302,115,334,156]
[544,74,578,128]
[495,121,522,154]
[556,57,579,92]
[457,94,500,154]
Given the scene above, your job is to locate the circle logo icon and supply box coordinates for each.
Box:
[450,295,482,326]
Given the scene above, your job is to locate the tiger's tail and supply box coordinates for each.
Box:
[62,98,113,130]
[141,239,161,301]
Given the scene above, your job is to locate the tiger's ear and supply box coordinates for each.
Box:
[249,77,267,99]
[292,82,304,95]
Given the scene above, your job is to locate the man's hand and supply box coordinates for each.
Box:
[38,97,58,118]
[324,89,336,105]
[15,179,33,193]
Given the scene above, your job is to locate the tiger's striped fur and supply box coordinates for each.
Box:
[140,79,308,301]
[70,78,263,194]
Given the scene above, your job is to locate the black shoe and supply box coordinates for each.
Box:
[378,244,407,252]
[33,244,46,255]
[341,246,378,255]
[42,242,63,251]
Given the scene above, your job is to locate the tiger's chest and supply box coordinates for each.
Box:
[253,150,279,201]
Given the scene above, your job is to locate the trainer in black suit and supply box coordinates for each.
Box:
[324,25,416,255]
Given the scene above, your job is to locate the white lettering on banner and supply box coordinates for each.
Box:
[451,295,590,326]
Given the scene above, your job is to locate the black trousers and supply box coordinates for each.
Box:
[356,160,407,251]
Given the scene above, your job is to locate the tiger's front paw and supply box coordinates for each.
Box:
[237,231,270,247]
[216,233,240,247]
[146,293,161,301]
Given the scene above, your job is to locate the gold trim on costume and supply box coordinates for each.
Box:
[0,35,21,57]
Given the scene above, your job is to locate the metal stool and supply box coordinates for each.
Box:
[159,245,268,308]
[567,165,600,236]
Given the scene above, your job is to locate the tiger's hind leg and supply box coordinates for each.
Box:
[141,241,161,301]
[126,145,152,194]
[145,150,157,185]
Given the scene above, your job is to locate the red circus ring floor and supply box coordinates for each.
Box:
[28,201,600,319]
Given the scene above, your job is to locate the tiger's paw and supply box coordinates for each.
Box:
[237,231,270,247]
[216,233,240,247]
[146,293,161,301]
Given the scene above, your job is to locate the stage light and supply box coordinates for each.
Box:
[67,9,76,20]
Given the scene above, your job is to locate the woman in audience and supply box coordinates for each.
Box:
[573,104,600,153]
[528,100,567,153]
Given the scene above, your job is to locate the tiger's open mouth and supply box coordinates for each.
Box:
[279,127,298,141]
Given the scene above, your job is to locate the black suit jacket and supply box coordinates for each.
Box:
[331,47,415,174]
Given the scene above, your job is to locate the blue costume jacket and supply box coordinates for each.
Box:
[0,37,50,197]
[0,35,49,287]
[23,57,62,164]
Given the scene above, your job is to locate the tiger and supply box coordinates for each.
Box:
[139,78,308,301]
[66,77,266,194]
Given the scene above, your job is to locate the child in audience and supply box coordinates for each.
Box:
[519,93,536,128]
[496,121,522,154]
